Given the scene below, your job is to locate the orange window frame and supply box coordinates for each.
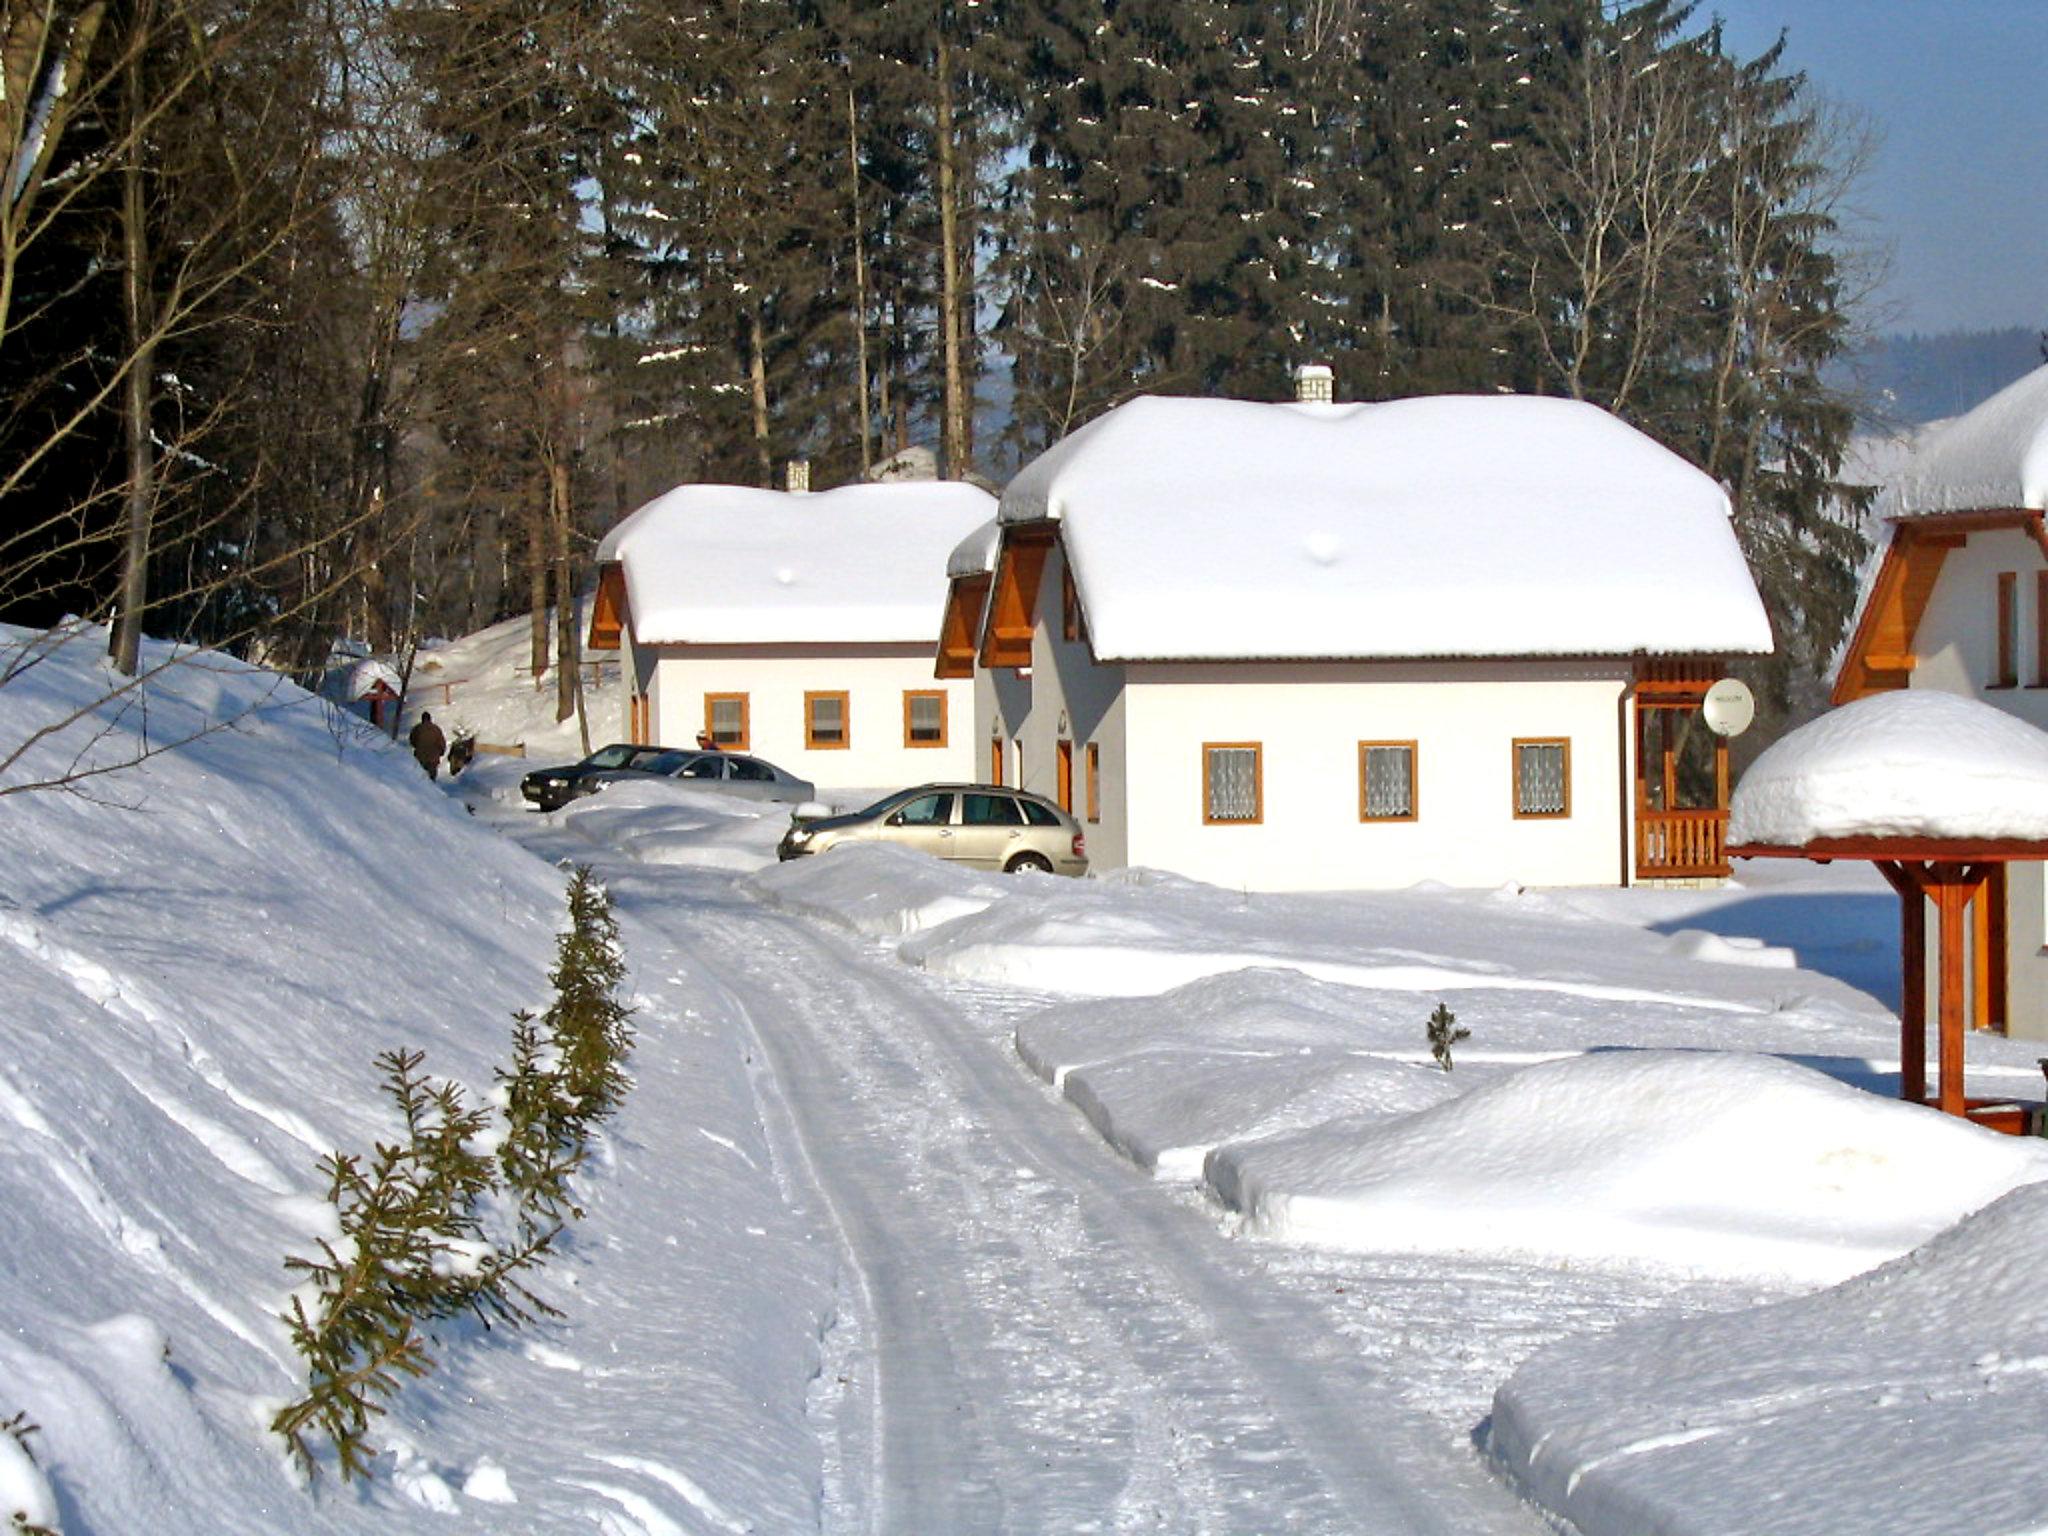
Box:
[904,690,948,748]
[705,693,750,750]
[1055,739,1074,812]
[2035,571,2048,686]
[989,736,1004,785]
[1085,742,1101,823]
[1358,740,1418,822]
[1202,742,1263,825]
[804,690,850,749]
[1512,737,1571,819]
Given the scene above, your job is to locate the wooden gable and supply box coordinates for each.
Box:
[978,522,1056,669]
[935,572,992,679]
[588,561,628,650]
[1832,512,2048,704]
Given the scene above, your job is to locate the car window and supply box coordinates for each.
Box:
[644,750,695,773]
[1020,798,1061,827]
[727,757,774,781]
[676,754,725,779]
[891,792,955,826]
[962,793,1025,826]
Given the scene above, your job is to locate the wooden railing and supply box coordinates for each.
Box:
[1636,807,1730,880]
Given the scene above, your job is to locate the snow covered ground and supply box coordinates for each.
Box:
[8,622,2048,1534]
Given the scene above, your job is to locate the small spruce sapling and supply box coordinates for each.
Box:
[3,1411,57,1535]
[1427,1002,1469,1072]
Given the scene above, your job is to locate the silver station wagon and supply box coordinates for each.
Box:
[778,783,1088,875]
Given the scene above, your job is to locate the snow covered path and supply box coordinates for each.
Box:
[574,847,1547,1535]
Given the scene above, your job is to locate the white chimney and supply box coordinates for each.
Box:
[785,459,811,494]
[1293,363,1335,404]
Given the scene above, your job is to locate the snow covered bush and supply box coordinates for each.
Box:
[1426,1002,1468,1071]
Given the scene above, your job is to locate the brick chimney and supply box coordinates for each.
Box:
[785,459,811,493]
[1293,363,1335,404]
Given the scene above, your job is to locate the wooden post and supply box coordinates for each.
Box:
[1934,870,1970,1116]
[1878,860,1927,1105]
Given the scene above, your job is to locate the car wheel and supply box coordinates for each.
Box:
[1004,851,1054,875]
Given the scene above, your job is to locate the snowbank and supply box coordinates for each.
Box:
[1729,690,2048,846]
[1886,361,2048,514]
[0,625,831,1531]
[557,776,788,871]
[1208,1050,2048,1284]
[1490,1176,2048,1536]
[741,841,1007,937]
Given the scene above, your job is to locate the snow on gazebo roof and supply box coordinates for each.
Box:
[1886,363,2048,516]
[946,518,1000,581]
[997,394,1772,663]
[1729,691,2048,850]
[598,481,997,646]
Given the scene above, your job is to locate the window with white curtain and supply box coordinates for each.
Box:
[1203,743,1262,823]
[1359,742,1416,820]
[1514,739,1569,817]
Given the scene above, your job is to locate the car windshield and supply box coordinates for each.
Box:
[856,788,924,818]
[584,744,640,769]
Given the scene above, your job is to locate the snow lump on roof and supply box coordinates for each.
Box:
[946,517,1001,581]
[999,394,1772,662]
[1729,690,2048,847]
[1887,362,2048,515]
[599,480,997,646]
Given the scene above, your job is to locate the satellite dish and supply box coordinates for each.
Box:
[1702,677,1756,737]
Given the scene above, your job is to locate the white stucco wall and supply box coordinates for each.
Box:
[642,643,974,790]
[1112,660,1633,892]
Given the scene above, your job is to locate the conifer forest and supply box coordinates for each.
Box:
[1,0,1868,727]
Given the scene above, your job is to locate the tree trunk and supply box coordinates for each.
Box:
[846,82,873,477]
[110,10,157,678]
[935,31,966,478]
[551,455,576,723]
[748,306,772,488]
[528,493,549,682]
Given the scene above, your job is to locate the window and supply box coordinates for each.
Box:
[629,694,651,745]
[805,691,850,749]
[705,693,749,749]
[1203,743,1262,824]
[1062,564,1084,643]
[1021,798,1061,827]
[962,792,1026,826]
[1995,571,2019,687]
[1513,738,1570,818]
[1359,741,1417,821]
[727,756,774,781]
[1085,742,1101,823]
[904,690,948,748]
[1056,740,1074,813]
[891,792,955,826]
[2036,572,2048,686]
[989,737,1005,786]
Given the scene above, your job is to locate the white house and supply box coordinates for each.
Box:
[941,379,1773,892]
[1832,362,2048,1037]
[591,479,996,790]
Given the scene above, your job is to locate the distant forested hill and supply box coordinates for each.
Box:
[1835,328,2043,426]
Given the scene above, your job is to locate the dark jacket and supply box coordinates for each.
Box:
[409,718,447,764]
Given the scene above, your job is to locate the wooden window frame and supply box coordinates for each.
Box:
[903,690,948,748]
[1512,737,1571,819]
[2034,571,2048,687]
[1061,563,1083,643]
[705,692,750,750]
[1085,742,1101,823]
[1357,740,1419,822]
[989,735,1005,786]
[1202,741,1263,826]
[1055,739,1074,813]
[804,690,851,750]
[1994,570,2019,688]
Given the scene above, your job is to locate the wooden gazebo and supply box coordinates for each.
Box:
[1726,690,2048,1135]
[1727,835,2048,1132]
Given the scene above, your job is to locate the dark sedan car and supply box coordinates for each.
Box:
[523,744,814,812]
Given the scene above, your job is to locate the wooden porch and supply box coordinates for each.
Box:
[1633,661,1732,881]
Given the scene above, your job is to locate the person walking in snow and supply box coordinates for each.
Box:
[409,711,447,779]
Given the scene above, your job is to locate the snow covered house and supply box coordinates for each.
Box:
[938,379,1773,892]
[1832,362,2048,1036]
[591,479,996,789]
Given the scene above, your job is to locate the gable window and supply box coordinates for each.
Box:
[706,693,749,750]
[1513,738,1570,818]
[805,691,849,749]
[1062,563,1085,644]
[1359,741,1417,821]
[1085,742,1101,823]
[2036,572,2048,686]
[904,690,948,748]
[1995,571,2019,687]
[1203,742,1262,824]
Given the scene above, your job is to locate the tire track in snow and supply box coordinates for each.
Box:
[645,876,1544,1536]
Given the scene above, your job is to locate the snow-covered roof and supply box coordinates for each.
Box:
[1729,691,2048,847]
[599,481,998,646]
[946,518,1001,581]
[1886,363,2048,515]
[999,394,1771,662]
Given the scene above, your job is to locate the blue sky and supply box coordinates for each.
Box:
[1708,0,2046,337]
